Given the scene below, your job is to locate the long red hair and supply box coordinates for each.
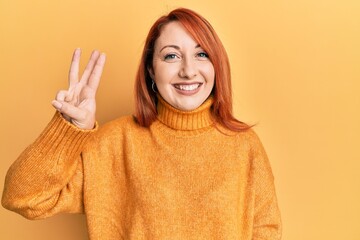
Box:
[134,8,250,131]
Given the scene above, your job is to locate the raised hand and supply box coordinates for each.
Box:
[52,48,106,129]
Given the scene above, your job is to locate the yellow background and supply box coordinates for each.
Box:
[1,0,359,239]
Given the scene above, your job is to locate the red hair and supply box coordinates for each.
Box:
[134,8,250,131]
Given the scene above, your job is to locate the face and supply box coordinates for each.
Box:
[149,21,215,111]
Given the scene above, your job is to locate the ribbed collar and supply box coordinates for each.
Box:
[156,95,214,131]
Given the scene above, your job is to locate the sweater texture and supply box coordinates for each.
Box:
[2,96,281,239]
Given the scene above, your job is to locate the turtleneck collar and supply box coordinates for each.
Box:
[156,95,214,131]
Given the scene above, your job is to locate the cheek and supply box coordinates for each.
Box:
[203,64,215,84]
[154,64,178,84]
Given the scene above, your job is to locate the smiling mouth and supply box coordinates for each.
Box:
[173,83,202,91]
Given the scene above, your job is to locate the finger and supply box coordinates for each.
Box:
[52,100,85,121]
[55,90,70,102]
[65,89,75,102]
[56,90,76,105]
[51,100,70,121]
[87,53,106,91]
[79,50,100,85]
[52,100,63,111]
[68,48,81,88]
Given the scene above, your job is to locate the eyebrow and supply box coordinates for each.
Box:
[160,44,201,53]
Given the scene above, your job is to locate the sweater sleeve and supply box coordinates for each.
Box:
[250,132,282,240]
[1,112,97,220]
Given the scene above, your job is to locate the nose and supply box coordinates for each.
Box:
[179,58,197,79]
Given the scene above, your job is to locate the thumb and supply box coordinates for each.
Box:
[51,100,85,121]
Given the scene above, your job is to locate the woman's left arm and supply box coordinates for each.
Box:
[251,132,282,240]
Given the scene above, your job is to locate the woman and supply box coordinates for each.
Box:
[2,8,281,239]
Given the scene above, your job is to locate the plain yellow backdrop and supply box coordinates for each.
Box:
[1,0,359,239]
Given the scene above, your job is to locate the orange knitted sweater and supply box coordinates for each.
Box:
[2,97,281,239]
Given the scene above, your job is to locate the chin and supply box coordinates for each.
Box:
[162,91,210,111]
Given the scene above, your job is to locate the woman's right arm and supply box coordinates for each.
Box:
[1,112,95,219]
[1,49,106,219]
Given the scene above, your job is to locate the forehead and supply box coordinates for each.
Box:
[155,21,198,49]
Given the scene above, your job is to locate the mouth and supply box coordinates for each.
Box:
[173,83,202,91]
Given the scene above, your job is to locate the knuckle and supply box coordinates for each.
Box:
[60,103,68,111]
[56,90,66,97]
[65,94,72,102]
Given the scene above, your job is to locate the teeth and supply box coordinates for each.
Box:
[176,84,200,91]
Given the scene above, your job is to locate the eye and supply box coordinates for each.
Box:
[197,52,209,59]
[164,53,179,62]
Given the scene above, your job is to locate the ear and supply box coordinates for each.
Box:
[147,66,155,80]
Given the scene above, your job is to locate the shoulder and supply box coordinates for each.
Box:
[99,115,136,132]
[89,115,145,143]
[240,128,263,147]
[221,126,264,150]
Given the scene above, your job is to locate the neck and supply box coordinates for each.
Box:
[156,96,214,131]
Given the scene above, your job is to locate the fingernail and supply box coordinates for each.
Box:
[52,100,62,110]
[99,53,106,63]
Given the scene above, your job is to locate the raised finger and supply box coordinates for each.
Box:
[87,53,106,91]
[79,50,100,85]
[68,48,81,88]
